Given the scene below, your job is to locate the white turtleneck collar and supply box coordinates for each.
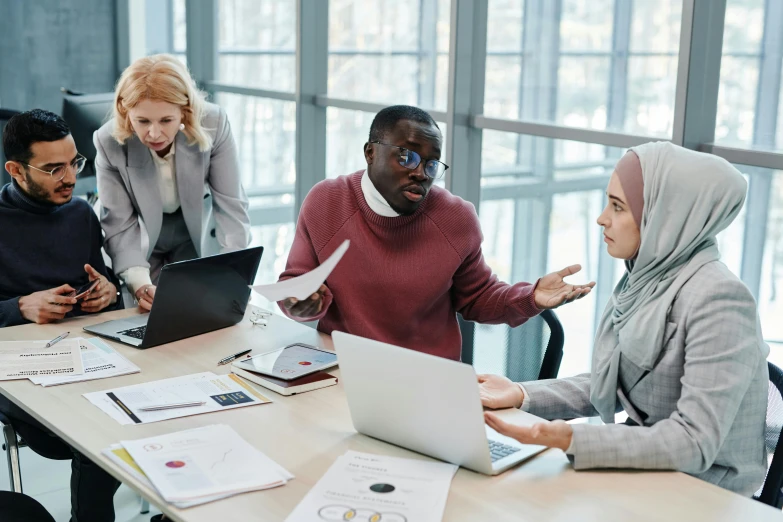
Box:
[361,169,400,217]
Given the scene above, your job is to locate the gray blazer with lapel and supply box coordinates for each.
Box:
[522,261,769,496]
[93,102,251,274]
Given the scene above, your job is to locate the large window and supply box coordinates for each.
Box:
[328,0,450,110]
[760,172,783,342]
[217,0,296,91]
[326,109,377,179]
[715,0,765,148]
[156,0,783,368]
[484,0,682,137]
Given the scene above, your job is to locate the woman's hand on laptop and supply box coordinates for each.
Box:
[485,413,573,452]
[478,374,525,409]
[135,284,156,312]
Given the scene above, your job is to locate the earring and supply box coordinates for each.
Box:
[179,123,185,130]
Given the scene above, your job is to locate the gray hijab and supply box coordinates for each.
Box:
[590,141,749,423]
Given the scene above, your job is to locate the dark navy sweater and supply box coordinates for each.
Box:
[0,181,123,327]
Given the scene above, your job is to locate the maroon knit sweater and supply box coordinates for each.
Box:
[278,171,541,360]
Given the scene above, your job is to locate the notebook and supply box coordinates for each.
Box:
[232,365,337,396]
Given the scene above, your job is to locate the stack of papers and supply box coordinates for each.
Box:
[0,339,83,380]
[84,372,272,425]
[31,337,139,386]
[103,424,292,507]
[285,451,458,522]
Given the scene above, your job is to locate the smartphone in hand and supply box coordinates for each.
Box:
[68,280,99,301]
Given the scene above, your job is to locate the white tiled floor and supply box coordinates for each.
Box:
[0,446,162,522]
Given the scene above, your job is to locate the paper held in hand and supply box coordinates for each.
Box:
[285,451,458,522]
[250,239,349,302]
[109,424,293,506]
[0,339,83,381]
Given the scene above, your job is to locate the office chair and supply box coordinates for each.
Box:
[0,491,55,522]
[755,361,783,508]
[0,412,24,493]
[60,89,114,203]
[459,309,564,382]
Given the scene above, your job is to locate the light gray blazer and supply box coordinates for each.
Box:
[522,261,769,496]
[93,102,251,274]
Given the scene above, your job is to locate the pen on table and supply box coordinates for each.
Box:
[138,401,206,412]
[217,349,252,366]
[45,331,70,348]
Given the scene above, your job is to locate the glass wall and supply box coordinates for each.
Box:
[484,0,682,137]
[217,0,296,91]
[328,0,451,110]
[157,0,783,371]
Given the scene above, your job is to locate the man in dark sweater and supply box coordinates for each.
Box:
[0,110,122,326]
[0,110,123,521]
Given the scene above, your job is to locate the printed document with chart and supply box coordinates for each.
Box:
[285,451,458,522]
[84,372,271,425]
[118,424,293,504]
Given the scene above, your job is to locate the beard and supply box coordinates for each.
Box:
[23,171,74,204]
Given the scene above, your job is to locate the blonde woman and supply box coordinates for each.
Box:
[94,54,251,310]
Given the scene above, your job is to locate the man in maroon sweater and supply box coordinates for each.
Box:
[279,105,594,360]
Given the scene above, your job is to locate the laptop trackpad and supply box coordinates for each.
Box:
[119,315,149,328]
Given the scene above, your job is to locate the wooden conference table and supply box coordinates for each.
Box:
[0,308,780,522]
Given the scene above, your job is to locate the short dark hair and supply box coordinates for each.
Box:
[368,105,439,142]
[2,109,71,164]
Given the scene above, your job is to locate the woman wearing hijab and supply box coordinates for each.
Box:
[94,54,251,310]
[478,141,769,496]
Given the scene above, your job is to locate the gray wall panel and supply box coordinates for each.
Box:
[0,0,117,114]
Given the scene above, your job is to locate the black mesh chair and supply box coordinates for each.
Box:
[459,309,565,381]
[755,361,783,508]
[0,491,55,522]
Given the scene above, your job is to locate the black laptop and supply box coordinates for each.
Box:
[84,247,263,348]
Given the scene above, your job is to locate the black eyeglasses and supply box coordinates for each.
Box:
[370,141,449,179]
[23,154,87,182]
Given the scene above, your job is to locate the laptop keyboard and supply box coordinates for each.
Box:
[118,325,147,340]
[488,440,521,462]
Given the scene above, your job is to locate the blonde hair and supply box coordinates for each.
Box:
[111,54,212,151]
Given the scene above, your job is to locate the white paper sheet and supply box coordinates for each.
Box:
[103,443,232,508]
[30,337,140,386]
[285,451,458,522]
[84,372,272,425]
[0,339,83,381]
[250,240,350,302]
[120,424,292,503]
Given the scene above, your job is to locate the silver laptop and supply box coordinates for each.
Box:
[85,247,263,348]
[332,331,547,475]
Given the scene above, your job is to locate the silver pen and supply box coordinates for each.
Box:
[45,331,70,348]
[138,401,206,412]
